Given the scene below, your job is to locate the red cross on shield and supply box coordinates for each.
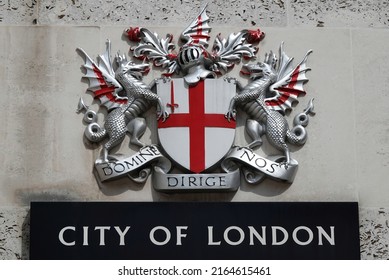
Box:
[157,78,236,173]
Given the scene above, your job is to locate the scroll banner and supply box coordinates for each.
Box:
[225,147,298,183]
[94,145,164,182]
[94,145,298,188]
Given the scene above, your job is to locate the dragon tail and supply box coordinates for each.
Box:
[287,98,315,145]
[85,123,107,142]
[286,126,307,145]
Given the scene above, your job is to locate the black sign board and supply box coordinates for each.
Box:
[30,202,360,260]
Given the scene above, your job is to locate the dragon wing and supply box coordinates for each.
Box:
[77,40,127,111]
[266,43,312,113]
[180,4,211,47]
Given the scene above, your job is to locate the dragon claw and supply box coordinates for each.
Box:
[162,76,172,84]
[225,110,236,122]
[224,76,237,84]
[237,146,251,152]
[279,161,289,170]
[95,158,109,165]
[158,110,170,122]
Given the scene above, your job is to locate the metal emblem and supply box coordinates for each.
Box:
[77,4,315,192]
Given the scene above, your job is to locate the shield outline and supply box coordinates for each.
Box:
[157,78,236,173]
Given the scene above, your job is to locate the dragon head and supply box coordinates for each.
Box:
[115,53,150,80]
[241,51,277,81]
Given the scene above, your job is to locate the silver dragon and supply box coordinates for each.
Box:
[76,41,169,163]
[225,43,315,167]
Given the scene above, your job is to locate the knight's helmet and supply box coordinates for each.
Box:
[178,4,215,83]
[177,44,204,72]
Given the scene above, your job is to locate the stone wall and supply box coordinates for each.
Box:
[0,0,388,259]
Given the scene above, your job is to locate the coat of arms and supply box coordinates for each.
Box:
[76,5,315,192]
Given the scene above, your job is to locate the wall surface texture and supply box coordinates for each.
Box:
[0,0,388,259]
